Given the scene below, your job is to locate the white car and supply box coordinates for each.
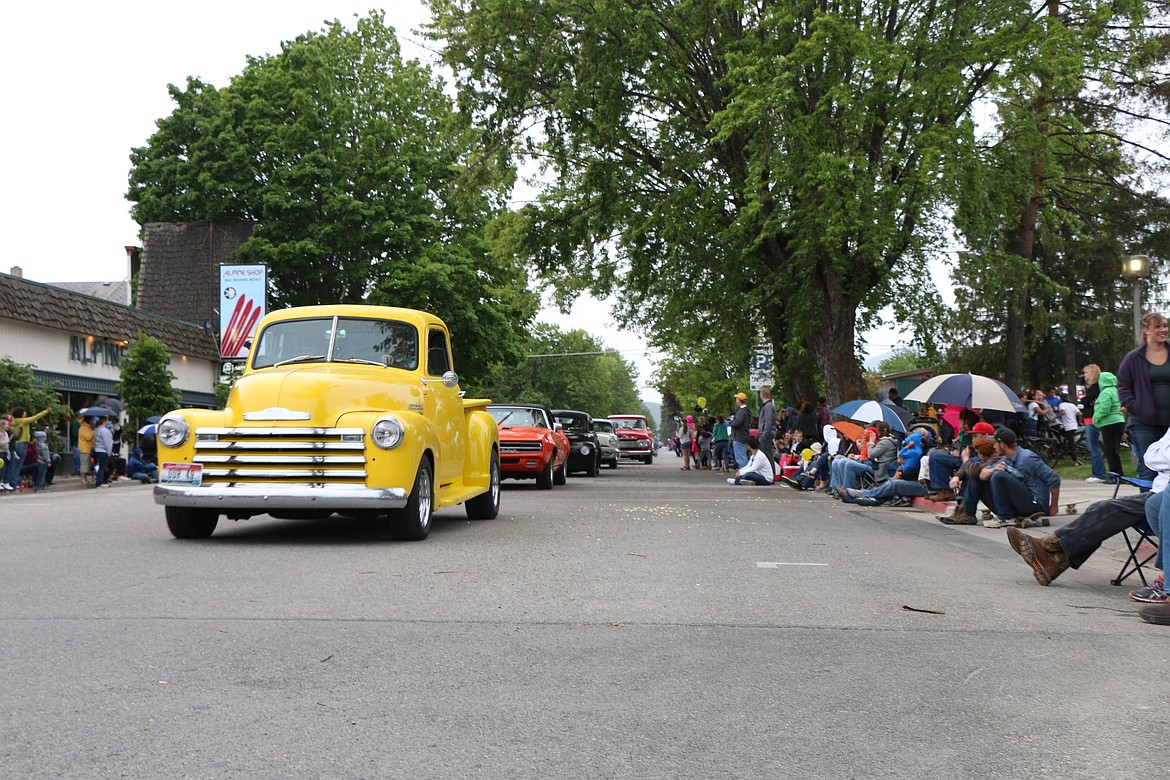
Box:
[591,418,621,469]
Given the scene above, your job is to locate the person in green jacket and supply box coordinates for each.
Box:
[1093,371,1126,478]
[711,414,731,473]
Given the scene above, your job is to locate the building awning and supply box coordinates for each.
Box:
[34,369,119,396]
[35,369,218,409]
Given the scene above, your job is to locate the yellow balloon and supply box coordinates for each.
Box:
[697,396,707,408]
[801,448,815,461]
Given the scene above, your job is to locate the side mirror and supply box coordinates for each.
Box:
[554,422,563,431]
[441,370,459,389]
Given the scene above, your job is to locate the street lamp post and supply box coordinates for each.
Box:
[1122,255,1151,347]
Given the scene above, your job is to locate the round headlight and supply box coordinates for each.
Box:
[372,418,404,449]
[158,417,189,448]
[581,443,592,455]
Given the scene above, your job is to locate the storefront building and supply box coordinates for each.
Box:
[0,271,220,413]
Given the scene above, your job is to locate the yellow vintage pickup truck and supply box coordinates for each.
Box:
[154,304,501,541]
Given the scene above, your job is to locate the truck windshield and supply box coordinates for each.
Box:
[252,317,419,370]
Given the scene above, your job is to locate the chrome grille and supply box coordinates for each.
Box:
[192,427,367,485]
[500,441,543,454]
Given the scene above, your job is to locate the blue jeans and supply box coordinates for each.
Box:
[925,451,961,491]
[831,458,870,493]
[1127,423,1168,484]
[851,477,927,506]
[3,442,26,486]
[1143,490,1167,572]
[94,452,110,487]
[1084,423,1108,480]
[735,472,771,485]
[985,470,1047,519]
[732,441,749,469]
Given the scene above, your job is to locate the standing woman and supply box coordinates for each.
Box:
[1080,364,1109,483]
[677,415,694,471]
[1118,312,1170,483]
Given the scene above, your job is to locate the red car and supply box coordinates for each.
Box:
[488,404,570,489]
[608,414,655,464]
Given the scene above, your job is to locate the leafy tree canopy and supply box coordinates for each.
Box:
[128,12,538,387]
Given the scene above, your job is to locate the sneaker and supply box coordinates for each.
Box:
[1129,587,1168,604]
[1084,476,1106,484]
[726,478,737,485]
[984,515,1013,529]
[1129,575,1166,602]
[889,497,911,508]
[845,488,867,500]
[779,476,803,490]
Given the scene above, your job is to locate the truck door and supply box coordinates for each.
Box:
[424,327,464,485]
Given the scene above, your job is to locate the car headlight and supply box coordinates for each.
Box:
[580,443,592,455]
[158,417,189,448]
[372,417,405,449]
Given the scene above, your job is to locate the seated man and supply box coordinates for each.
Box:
[127,447,159,484]
[937,425,1000,525]
[970,428,1060,528]
[921,420,992,501]
[1007,426,1168,612]
[726,436,774,486]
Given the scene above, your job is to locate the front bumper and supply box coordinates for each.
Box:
[154,484,408,510]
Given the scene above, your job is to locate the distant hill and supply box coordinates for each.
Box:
[643,399,662,423]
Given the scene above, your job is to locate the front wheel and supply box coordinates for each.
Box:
[536,456,554,489]
[643,454,653,465]
[466,450,501,520]
[553,458,567,486]
[608,456,618,469]
[388,458,433,541]
[586,454,600,477]
[165,506,219,539]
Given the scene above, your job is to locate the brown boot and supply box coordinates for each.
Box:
[939,508,978,525]
[928,489,956,502]
[1018,533,1070,586]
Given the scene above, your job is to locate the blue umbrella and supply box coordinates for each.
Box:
[138,423,158,436]
[146,415,162,424]
[78,406,115,417]
[831,399,908,432]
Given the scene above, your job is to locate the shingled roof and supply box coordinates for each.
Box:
[0,272,220,361]
[137,221,254,327]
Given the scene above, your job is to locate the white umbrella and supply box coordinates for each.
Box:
[904,373,1027,413]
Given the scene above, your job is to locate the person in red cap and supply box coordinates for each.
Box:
[937,421,1001,524]
[921,419,996,502]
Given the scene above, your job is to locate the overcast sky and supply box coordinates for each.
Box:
[1,1,906,397]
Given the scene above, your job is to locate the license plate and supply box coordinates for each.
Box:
[161,462,203,486]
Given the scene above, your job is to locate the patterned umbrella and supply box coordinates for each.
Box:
[904,373,1027,413]
[831,400,908,432]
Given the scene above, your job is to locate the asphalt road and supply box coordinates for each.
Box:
[2,456,1166,779]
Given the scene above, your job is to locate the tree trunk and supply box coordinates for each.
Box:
[805,262,867,407]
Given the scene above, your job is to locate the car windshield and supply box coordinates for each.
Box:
[252,317,418,370]
[611,418,647,430]
[489,406,548,428]
[593,421,614,434]
[555,415,587,432]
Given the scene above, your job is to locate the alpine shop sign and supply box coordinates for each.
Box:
[219,264,267,360]
[750,344,773,391]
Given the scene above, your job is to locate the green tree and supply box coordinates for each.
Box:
[0,358,69,446]
[950,0,1169,387]
[481,323,643,415]
[115,335,182,442]
[128,13,537,388]
[426,0,1018,405]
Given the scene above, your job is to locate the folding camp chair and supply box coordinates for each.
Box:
[1108,473,1160,586]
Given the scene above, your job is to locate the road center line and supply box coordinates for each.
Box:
[756,562,829,568]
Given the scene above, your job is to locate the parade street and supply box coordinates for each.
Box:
[2,459,1166,779]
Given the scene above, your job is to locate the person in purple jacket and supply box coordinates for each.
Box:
[1117,312,1170,483]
